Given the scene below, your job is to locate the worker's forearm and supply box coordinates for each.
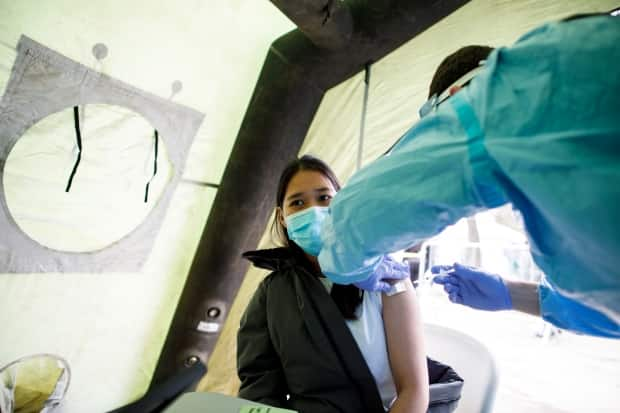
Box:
[505,279,541,316]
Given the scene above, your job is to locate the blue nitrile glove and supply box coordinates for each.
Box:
[353,255,410,293]
[432,263,513,311]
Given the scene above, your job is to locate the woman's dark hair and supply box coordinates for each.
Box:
[272,154,362,320]
[428,45,494,99]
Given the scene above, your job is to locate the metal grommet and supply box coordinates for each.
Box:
[185,355,200,367]
[207,307,221,318]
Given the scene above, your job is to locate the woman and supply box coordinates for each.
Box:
[237,155,438,412]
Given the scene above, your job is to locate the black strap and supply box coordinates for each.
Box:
[180,178,219,189]
[296,271,385,413]
[144,130,159,202]
[65,106,83,192]
[106,360,206,413]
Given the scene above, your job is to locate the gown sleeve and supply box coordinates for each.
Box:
[318,105,491,284]
[539,278,620,338]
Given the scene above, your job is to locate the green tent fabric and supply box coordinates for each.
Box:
[0,1,617,412]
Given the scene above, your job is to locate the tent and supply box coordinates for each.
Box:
[0,1,617,411]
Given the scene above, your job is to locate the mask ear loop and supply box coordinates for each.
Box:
[418,94,438,118]
[418,60,488,119]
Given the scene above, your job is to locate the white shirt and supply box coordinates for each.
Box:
[319,278,397,411]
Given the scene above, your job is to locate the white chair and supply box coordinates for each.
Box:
[424,324,498,413]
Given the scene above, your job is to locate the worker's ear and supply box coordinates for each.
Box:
[449,85,462,96]
[276,207,286,229]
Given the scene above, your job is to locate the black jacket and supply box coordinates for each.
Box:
[237,246,463,413]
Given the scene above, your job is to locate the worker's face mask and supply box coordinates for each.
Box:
[418,63,487,118]
[285,206,330,256]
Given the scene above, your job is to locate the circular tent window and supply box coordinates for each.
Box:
[3,104,172,252]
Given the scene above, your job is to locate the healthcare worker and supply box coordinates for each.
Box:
[317,14,620,338]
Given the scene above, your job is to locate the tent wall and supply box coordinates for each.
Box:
[0,1,293,411]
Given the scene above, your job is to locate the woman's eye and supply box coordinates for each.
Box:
[318,194,333,202]
[289,199,304,207]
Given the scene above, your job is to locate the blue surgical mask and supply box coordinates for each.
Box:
[285,206,330,256]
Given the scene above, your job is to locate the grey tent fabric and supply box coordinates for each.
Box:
[0,36,204,272]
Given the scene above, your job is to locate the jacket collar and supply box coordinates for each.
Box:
[242,244,315,274]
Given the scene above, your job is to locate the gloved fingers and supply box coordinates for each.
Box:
[353,256,398,291]
[448,292,462,303]
[391,263,410,279]
[450,292,464,304]
[454,262,487,280]
[432,274,458,285]
[431,264,453,274]
[374,281,393,293]
[453,262,482,279]
[443,283,459,295]
[383,258,409,280]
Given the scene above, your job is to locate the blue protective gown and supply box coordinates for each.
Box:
[318,16,620,337]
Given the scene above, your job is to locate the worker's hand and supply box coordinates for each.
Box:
[432,263,513,311]
[354,255,410,293]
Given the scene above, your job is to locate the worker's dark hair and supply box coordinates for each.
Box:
[428,45,494,99]
[272,155,363,320]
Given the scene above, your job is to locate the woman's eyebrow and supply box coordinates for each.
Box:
[285,187,331,201]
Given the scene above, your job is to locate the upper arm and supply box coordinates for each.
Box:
[382,279,429,412]
[237,279,288,406]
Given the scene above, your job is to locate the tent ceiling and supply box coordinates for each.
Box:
[268,0,354,49]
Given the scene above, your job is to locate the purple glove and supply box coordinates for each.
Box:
[432,263,513,311]
[354,255,410,293]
